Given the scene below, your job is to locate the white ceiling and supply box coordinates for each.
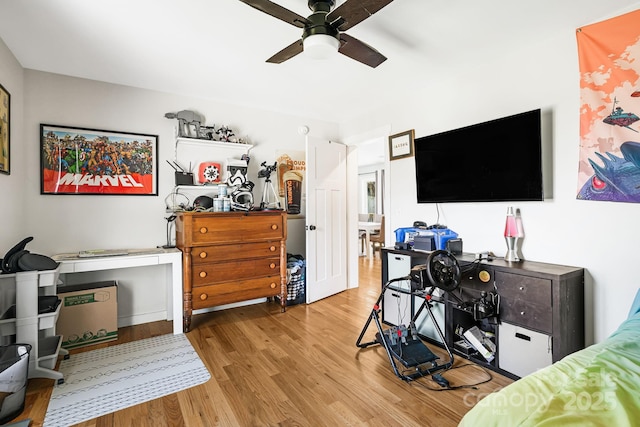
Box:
[0,1,636,123]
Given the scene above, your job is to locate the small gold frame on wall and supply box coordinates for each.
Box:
[388,129,415,161]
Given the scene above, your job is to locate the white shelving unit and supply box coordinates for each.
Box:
[174,137,253,187]
[167,137,254,211]
[0,267,68,384]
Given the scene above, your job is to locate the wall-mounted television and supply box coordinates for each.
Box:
[414,109,543,203]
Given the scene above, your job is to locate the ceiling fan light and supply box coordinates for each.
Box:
[303,34,339,60]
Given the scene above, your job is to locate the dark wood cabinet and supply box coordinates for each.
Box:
[381,248,584,379]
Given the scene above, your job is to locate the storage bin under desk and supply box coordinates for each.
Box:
[498,322,552,378]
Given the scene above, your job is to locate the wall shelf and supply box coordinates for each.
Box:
[175,184,221,191]
[176,137,253,152]
[173,137,252,188]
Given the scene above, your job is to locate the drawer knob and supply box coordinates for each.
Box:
[269,246,276,252]
[200,227,208,234]
[200,293,208,301]
[270,263,276,269]
[199,271,207,278]
[270,282,277,289]
[271,224,278,230]
[199,252,207,259]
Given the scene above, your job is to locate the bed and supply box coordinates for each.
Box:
[459,289,640,426]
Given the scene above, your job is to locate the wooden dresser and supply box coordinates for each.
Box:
[175,210,287,332]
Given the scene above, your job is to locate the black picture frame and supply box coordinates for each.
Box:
[40,124,158,195]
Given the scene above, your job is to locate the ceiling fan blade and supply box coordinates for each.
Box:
[327,0,394,31]
[238,0,310,28]
[338,33,387,68]
[266,39,304,64]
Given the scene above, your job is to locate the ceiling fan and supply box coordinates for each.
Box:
[238,0,394,68]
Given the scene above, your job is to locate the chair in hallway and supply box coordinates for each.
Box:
[369,215,385,256]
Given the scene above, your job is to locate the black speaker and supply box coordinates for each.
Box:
[446,238,463,254]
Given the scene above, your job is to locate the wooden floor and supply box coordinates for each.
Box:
[16,255,512,426]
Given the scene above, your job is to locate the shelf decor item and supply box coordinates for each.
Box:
[388,129,415,161]
[0,82,9,175]
[40,124,158,195]
[503,206,522,262]
[198,161,222,184]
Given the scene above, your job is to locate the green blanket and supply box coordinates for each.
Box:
[459,295,640,426]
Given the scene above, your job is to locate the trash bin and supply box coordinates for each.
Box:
[0,343,32,425]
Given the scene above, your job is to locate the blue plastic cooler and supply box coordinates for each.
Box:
[394,227,458,250]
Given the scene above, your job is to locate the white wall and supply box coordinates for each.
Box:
[0,67,337,326]
[21,70,338,255]
[341,5,640,344]
[0,38,26,247]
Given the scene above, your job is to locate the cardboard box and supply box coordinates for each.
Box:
[57,281,118,349]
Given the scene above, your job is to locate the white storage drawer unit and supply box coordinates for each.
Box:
[382,253,411,326]
[0,267,67,382]
[498,321,553,377]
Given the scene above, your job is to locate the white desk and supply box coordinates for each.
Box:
[53,248,183,335]
[358,221,381,258]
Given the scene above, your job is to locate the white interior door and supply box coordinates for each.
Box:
[306,136,348,303]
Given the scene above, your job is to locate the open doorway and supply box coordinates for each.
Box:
[357,136,387,260]
[357,138,385,258]
[345,128,390,287]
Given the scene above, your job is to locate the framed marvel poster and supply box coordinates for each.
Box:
[40,124,158,195]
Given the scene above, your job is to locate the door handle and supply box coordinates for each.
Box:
[307,225,316,230]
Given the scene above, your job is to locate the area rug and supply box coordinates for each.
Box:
[44,333,211,427]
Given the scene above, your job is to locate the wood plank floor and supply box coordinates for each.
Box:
[15,255,512,426]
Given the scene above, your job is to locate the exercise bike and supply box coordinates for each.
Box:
[355,250,462,382]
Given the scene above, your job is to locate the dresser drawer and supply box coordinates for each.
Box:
[185,213,284,245]
[499,299,552,334]
[495,271,552,333]
[192,257,281,286]
[192,241,282,263]
[494,271,552,305]
[192,276,281,309]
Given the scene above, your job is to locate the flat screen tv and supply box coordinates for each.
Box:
[414,109,543,203]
